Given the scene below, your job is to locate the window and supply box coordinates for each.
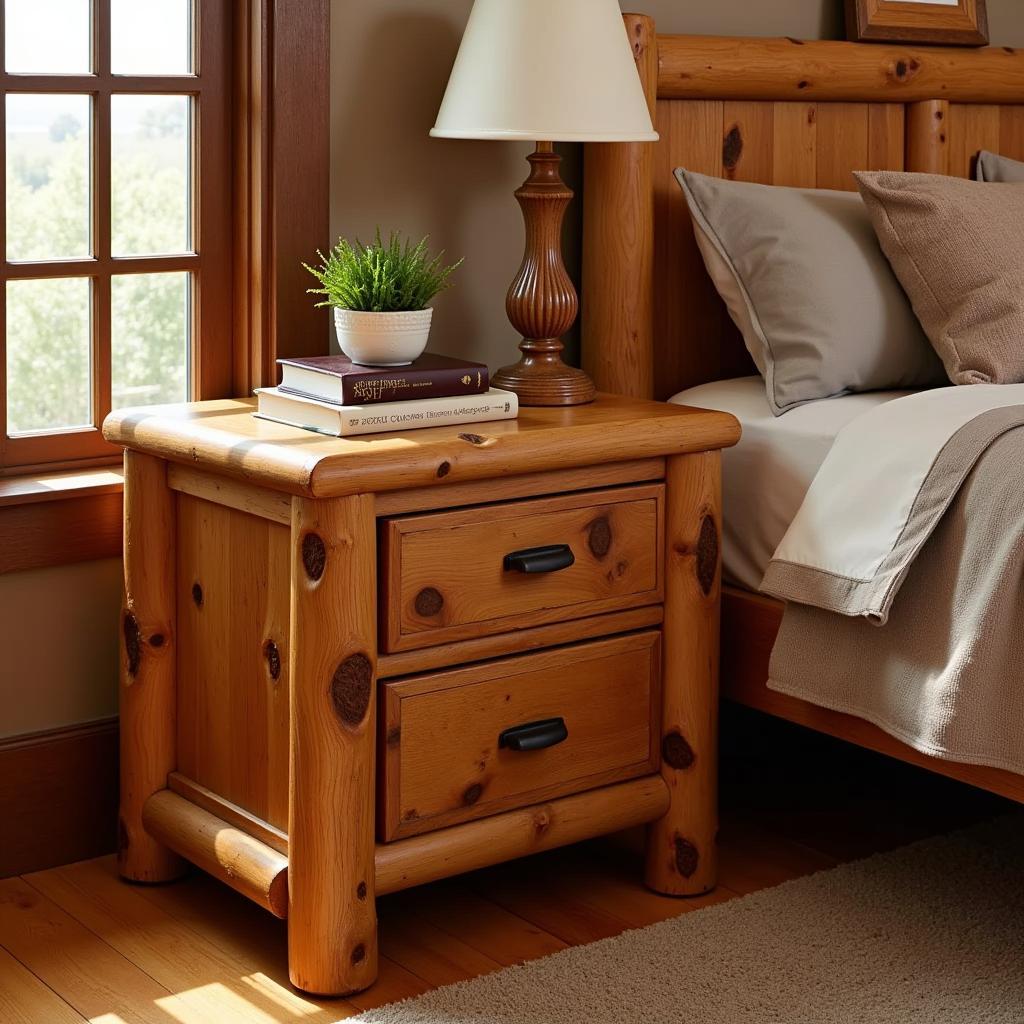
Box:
[1,0,231,471]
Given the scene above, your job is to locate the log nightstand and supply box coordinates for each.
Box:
[104,393,740,996]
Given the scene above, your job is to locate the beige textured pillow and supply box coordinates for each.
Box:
[977,151,1024,183]
[856,171,1024,385]
[675,169,944,415]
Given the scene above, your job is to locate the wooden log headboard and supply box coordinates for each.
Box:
[581,19,1024,401]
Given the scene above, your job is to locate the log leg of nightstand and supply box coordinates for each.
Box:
[118,450,185,883]
[645,450,721,896]
[288,493,378,996]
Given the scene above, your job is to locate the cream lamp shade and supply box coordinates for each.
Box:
[431,0,658,143]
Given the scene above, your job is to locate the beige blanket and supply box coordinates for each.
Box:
[766,414,1024,774]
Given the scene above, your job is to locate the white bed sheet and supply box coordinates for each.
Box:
[669,378,914,591]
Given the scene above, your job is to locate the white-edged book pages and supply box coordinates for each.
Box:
[254,386,518,437]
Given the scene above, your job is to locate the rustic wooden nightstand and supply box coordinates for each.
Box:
[104,393,739,996]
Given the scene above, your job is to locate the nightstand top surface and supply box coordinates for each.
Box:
[104,393,739,498]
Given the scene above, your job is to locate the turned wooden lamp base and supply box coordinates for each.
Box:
[497,142,597,407]
[492,346,596,407]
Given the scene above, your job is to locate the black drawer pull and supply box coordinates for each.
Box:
[499,717,569,752]
[503,544,575,574]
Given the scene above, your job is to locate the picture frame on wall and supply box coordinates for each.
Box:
[845,0,989,46]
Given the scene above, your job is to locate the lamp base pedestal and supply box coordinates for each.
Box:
[493,340,596,407]
[500,142,596,408]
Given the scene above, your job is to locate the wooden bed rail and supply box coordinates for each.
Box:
[142,775,669,917]
[656,34,1024,104]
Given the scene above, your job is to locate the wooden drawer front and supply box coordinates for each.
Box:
[380,632,661,840]
[381,484,663,652]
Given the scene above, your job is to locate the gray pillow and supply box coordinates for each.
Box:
[675,169,946,416]
[976,151,1024,183]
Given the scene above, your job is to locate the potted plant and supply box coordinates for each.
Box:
[304,230,463,366]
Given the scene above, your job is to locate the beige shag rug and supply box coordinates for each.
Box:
[355,815,1024,1024]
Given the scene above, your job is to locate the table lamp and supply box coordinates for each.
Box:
[431,0,658,406]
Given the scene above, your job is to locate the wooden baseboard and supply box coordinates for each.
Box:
[0,718,118,878]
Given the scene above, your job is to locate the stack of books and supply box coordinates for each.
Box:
[254,354,518,437]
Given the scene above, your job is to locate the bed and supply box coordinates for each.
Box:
[582,21,1024,803]
[669,378,913,591]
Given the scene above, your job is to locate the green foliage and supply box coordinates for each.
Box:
[49,113,82,143]
[304,230,462,313]
[6,111,189,434]
[139,103,187,140]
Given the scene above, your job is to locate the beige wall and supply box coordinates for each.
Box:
[627,0,840,37]
[0,559,121,739]
[988,0,1024,45]
[629,0,1024,44]
[4,0,1024,741]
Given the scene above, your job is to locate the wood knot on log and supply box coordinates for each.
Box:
[662,730,696,770]
[458,432,487,445]
[436,461,451,478]
[350,943,366,965]
[674,835,699,878]
[722,125,743,170]
[330,654,373,728]
[889,57,921,83]
[463,782,484,806]
[414,586,444,617]
[533,810,552,839]
[263,639,281,681]
[631,21,648,61]
[696,514,718,596]
[191,582,204,607]
[123,613,141,677]
[356,881,368,900]
[150,633,165,648]
[587,515,612,559]
[386,725,402,748]
[301,532,327,581]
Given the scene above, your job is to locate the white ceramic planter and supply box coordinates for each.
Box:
[333,307,433,366]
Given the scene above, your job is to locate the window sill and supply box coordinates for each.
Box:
[0,467,124,574]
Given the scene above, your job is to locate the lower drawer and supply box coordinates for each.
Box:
[378,631,661,841]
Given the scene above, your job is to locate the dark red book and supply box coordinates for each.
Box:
[277,353,489,406]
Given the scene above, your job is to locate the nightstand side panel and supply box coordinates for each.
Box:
[175,494,292,832]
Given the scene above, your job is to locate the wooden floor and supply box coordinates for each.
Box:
[1,707,1012,1023]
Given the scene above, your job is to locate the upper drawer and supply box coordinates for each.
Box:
[379,484,664,652]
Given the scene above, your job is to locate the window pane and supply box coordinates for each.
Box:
[4,0,91,74]
[111,272,189,409]
[111,0,191,75]
[6,278,92,435]
[6,94,91,261]
[111,95,190,257]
